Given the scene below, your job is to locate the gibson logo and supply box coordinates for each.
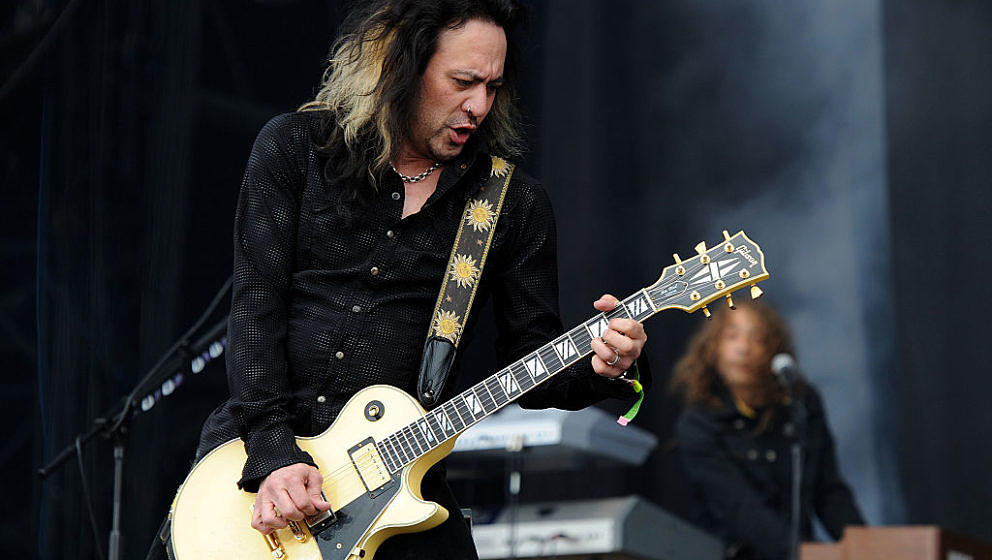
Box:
[736,245,758,267]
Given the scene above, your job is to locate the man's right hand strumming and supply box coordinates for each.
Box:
[251,463,332,534]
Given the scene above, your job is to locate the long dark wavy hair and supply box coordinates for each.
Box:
[300,0,526,216]
[670,301,807,427]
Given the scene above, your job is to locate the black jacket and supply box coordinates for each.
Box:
[676,386,864,559]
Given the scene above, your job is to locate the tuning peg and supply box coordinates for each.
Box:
[750,285,763,299]
[723,230,731,241]
[702,306,711,319]
[694,242,707,255]
[723,230,734,252]
[673,253,686,275]
[726,294,736,309]
[673,253,682,264]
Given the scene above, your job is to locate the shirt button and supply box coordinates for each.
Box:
[747,449,759,461]
[351,305,362,313]
[391,192,401,200]
[370,266,380,276]
[335,351,345,360]
[386,230,395,239]
[733,419,745,430]
[765,450,777,462]
[459,163,467,170]
[316,395,326,403]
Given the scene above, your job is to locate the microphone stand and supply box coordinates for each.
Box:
[787,391,808,560]
[38,276,232,560]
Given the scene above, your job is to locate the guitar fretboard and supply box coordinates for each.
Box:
[373,287,670,474]
[370,228,767,474]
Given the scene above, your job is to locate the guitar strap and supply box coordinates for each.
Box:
[416,155,515,408]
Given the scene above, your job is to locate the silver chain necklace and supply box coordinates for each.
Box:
[390,161,442,183]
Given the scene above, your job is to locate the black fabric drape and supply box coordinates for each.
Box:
[884,0,992,539]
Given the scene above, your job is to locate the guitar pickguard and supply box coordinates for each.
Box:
[313,470,400,559]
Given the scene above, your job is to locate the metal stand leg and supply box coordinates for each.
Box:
[108,436,125,560]
[788,395,808,560]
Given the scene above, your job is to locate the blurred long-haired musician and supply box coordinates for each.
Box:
[671,301,863,560]
[149,1,648,558]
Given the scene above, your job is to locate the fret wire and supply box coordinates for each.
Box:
[384,439,401,471]
[523,353,548,383]
[504,366,523,395]
[460,391,480,423]
[389,435,407,468]
[443,406,460,436]
[502,366,526,395]
[428,407,451,441]
[584,314,610,340]
[551,333,581,366]
[379,437,399,472]
[511,361,536,390]
[376,441,395,472]
[486,375,510,404]
[444,401,466,432]
[474,383,496,415]
[427,409,448,439]
[606,303,630,321]
[403,425,424,457]
[411,423,429,454]
[410,422,430,453]
[393,433,412,465]
[416,418,435,449]
[538,344,564,373]
[639,288,659,312]
[570,325,592,355]
[395,429,412,462]
[623,292,654,321]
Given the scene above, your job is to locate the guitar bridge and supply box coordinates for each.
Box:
[306,503,337,536]
[348,438,392,497]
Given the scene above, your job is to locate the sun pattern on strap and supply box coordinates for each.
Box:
[433,309,463,342]
[490,155,511,177]
[449,253,480,289]
[465,198,496,233]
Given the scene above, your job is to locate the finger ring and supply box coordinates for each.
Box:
[607,349,621,366]
[273,505,282,518]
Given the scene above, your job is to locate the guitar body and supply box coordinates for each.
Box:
[170,385,456,560]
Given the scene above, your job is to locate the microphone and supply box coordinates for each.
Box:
[770,353,799,390]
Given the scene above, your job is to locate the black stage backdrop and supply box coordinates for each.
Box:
[2,1,989,558]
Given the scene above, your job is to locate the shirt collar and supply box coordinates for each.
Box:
[430,134,492,204]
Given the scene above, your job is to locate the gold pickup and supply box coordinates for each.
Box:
[349,440,390,493]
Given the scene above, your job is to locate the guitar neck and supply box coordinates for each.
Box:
[374,287,663,474]
[374,229,768,474]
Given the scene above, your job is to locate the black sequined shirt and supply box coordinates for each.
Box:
[197,112,636,490]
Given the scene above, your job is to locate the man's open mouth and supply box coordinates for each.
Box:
[449,125,475,145]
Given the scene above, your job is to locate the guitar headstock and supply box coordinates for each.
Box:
[646,230,769,316]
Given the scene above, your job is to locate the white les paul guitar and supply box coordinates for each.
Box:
[169,230,769,560]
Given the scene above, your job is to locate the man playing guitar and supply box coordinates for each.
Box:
[177,1,647,558]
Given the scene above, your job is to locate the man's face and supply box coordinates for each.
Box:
[409,18,507,162]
